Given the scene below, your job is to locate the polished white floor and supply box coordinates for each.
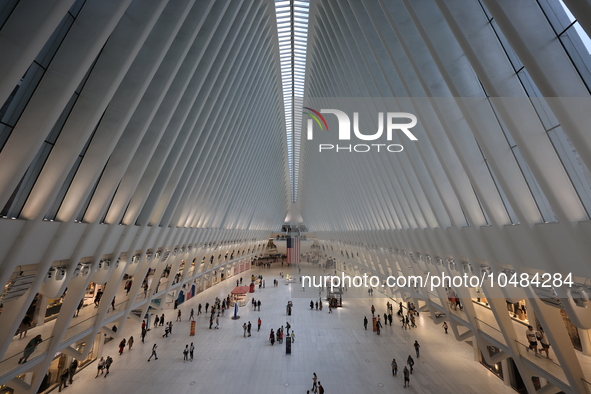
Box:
[67,263,513,394]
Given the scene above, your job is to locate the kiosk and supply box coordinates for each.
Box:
[230,286,250,307]
[326,287,343,308]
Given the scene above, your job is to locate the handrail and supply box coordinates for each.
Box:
[0,336,53,380]
[514,340,565,384]
[62,314,99,342]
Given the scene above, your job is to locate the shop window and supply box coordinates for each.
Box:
[480,345,504,380]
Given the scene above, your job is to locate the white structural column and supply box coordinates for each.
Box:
[0,0,133,208]
[20,0,171,221]
[481,0,591,174]
[0,0,76,104]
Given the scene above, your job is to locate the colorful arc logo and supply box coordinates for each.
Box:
[303,107,328,130]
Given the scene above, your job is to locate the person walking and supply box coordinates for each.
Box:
[189,342,194,361]
[371,305,375,316]
[104,356,113,377]
[243,323,247,337]
[209,316,213,329]
[291,331,295,343]
[414,340,420,358]
[18,314,32,338]
[189,308,194,321]
[376,319,382,335]
[391,358,397,375]
[526,325,539,356]
[312,373,318,392]
[286,322,291,335]
[141,327,146,343]
[258,317,262,332]
[317,382,324,394]
[58,368,69,392]
[205,302,209,313]
[403,366,410,387]
[128,336,134,351]
[94,289,103,307]
[18,334,42,364]
[257,300,261,311]
[154,315,160,327]
[215,316,219,329]
[364,316,368,330]
[536,326,551,359]
[443,321,448,334]
[247,321,252,337]
[160,314,165,326]
[95,357,105,377]
[147,344,158,361]
[74,299,84,317]
[198,303,202,315]
[183,345,189,362]
[118,338,126,355]
[68,359,78,384]
[176,309,182,322]
[388,313,392,326]
[270,329,275,346]
[407,355,414,374]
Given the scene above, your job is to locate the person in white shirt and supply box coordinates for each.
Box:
[525,325,539,356]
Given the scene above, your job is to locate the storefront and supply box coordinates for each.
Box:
[40,337,98,393]
[44,294,66,322]
[479,345,503,380]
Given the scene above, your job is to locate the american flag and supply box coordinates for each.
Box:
[286,236,300,266]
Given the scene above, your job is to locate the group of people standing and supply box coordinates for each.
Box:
[268,324,295,345]
[251,298,261,311]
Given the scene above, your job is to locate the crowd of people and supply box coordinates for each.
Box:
[23,258,551,393]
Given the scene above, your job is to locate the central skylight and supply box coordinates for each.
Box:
[275,0,310,203]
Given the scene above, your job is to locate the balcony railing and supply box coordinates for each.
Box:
[62,314,99,343]
[0,336,53,381]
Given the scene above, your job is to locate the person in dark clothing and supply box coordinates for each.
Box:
[317,382,324,394]
[19,315,32,338]
[364,316,368,330]
[68,359,78,384]
[407,355,414,374]
[18,335,42,364]
[403,366,410,387]
[58,369,69,392]
[104,356,113,377]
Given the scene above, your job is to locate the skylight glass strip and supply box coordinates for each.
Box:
[275,0,310,203]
